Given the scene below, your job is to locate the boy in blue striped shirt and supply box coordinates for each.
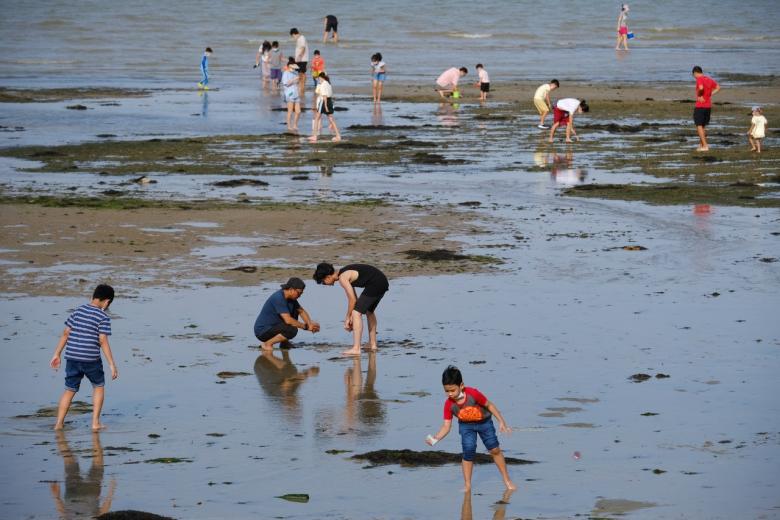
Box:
[50,284,119,430]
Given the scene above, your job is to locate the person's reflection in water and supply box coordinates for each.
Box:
[254,349,319,425]
[549,148,586,185]
[437,102,460,127]
[200,91,208,118]
[461,489,516,520]
[343,351,385,436]
[371,103,384,126]
[319,164,333,177]
[50,430,115,520]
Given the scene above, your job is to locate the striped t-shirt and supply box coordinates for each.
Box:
[64,304,112,361]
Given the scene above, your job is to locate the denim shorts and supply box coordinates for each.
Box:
[459,418,499,461]
[65,359,105,392]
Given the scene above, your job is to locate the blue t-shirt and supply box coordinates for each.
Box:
[64,304,112,361]
[282,70,299,100]
[254,290,300,337]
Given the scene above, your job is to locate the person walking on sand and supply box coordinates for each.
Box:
[254,277,320,351]
[425,366,516,493]
[616,4,630,50]
[282,58,301,131]
[290,28,309,96]
[198,47,213,90]
[534,79,559,129]
[309,73,342,142]
[549,98,589,143]
[747,106,767,153]
[436,67,468,98]
[370,53,386,104]
[49,284,119,431]
[692,65,720,152]
[267,41,284,90]
[313,263,389,356]
[323,14,339,43]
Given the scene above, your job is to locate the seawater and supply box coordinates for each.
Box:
[1,0,779,89]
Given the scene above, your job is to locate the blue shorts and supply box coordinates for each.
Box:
[270,68,282,81]
[65,359,105,392]
[459,418,499,461]
[373,72,386,82]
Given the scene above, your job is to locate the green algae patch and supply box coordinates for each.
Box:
[352,449,537,467]
[276,493,310,503]
[402,248,501,264]
[564,183,780,208]
[144,457,193,464]
[16,400,91,418]
[0,87,153,103]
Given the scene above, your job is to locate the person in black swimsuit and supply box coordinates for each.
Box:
[314,262,389,356]
[323,14,339,43]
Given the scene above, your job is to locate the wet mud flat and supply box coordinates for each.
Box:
[0,200,498,296]
[1,265,778,519]
[0,81,779,519]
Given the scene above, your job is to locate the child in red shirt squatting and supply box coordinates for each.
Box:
[426,366,516,492]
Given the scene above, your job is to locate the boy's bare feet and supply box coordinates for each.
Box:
[341,348,361,356]
[505,480,517,490]
[53,423,64,430]
[696,146,709,152]
[462,484,471,493]
[92,423,107,431]
[367,344,378,351]
[261,343,274,351]
[308,136,318,143]
[332,136,341,142]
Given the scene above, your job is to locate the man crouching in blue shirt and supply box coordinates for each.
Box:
[254,277,320,350]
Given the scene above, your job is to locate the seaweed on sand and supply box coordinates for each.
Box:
[352,449,537,467]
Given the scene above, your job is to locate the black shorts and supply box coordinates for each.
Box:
[318,97,334,115]
[296,61,308,74]
[693,107,711,127]
[480,82,490,93]
[325,20,338,32]
[355,290,386,314]
[256,323,298,342]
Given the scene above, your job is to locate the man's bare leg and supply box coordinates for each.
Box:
[696,125,709,151]
[342,310,363,355]
[366,311,378,350]
[261,333,287,351]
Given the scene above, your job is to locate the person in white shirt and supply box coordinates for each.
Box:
[474,64,490,102]
[290,28,309,96]
[309,73,341,143]
[549,98,589,143]
[748,106,768,153]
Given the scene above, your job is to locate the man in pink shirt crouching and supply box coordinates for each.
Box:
[436,67,468,98]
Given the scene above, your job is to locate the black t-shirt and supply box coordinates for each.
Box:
[339,264,389,296]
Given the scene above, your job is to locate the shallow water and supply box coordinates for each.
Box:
[1,0,779,89]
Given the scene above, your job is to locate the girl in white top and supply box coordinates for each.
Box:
[309,73,341,142]
[748,106,768,153]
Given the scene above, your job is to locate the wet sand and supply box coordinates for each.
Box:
[0,201,495,296]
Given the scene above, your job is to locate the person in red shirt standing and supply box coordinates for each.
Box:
[692,65,721,152]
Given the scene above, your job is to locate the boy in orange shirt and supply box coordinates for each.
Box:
[311,50,325,88]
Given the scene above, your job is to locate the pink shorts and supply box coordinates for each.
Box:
[619,26,628,35]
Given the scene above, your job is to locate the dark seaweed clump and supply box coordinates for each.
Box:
[352,449,537,467]
[96,511,175,520]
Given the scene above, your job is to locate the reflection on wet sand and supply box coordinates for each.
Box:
[50,430,115,520]
[253,350,319,424]
[461,489,516,520]
[534,144,587,185]
[344,352,386,436]
[199,91,208,118]
[437,102,460,127]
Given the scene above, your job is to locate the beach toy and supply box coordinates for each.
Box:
[573,451,581,460]
[627,32,635,39]
[452,90,461,99]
